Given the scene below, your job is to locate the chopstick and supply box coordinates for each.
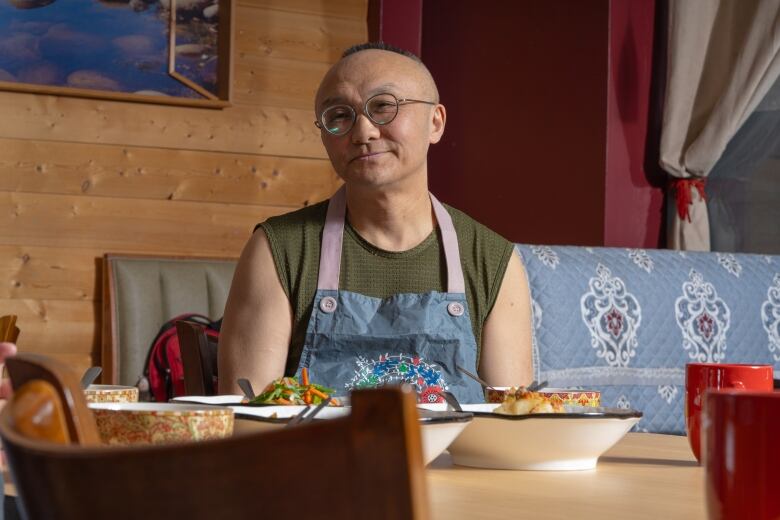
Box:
[286,396,333,428]
[456,365,496,391]
[526,380,548,392]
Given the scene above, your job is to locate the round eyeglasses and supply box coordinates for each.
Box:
[315,93,437,136]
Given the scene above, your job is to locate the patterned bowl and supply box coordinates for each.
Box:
[486,387,601,407]
[84,384,139,404]
[89,402,234,445]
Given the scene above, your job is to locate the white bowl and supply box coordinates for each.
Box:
[226,404,471,465]
[420,402,641,470]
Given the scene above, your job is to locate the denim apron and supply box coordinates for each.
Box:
[294,186,485,404]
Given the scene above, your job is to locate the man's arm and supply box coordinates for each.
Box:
[478,251,534,387]
[218,228,292,395]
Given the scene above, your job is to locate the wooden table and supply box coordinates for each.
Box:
[427,433,705,520]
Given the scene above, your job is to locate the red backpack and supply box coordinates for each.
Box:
[141,313,222,402]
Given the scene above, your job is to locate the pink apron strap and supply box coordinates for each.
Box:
[316,186,465,293]
[317,185,347,291]
[430,193,465,294]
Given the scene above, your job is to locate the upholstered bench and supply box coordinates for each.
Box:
[516,244,780,434]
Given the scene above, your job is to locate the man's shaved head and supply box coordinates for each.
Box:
[315,42,440,110]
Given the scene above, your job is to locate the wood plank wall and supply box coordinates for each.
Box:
[0,0,366,378]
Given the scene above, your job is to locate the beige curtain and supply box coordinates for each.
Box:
[659,0,780,250]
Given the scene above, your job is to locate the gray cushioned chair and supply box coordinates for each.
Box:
[101,254,237,388]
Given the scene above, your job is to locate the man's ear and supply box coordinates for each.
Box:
[429,104,446,144]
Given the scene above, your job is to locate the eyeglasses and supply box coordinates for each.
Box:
[315,92,437,136]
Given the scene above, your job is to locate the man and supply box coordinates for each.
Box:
[219,43,532,401]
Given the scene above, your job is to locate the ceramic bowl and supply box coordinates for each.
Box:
[485,387,601,407]
[84,384,139,404]
[421,402,641,470]
[89,402,234,445]
[224,403,472,465]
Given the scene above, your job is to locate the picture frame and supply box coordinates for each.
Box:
[0,0,233,109]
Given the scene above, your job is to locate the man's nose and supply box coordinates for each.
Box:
[351,112,380,143]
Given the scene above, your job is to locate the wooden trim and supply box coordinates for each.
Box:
[218,0,235,102]
[0,0,233,110]
[168,0,233,103]
[101,256,117,385]
[0,81,229,110]
[169,72,219,101]
[104,252,238,263]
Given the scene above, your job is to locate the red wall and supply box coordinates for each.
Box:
[368,0,423,57]
[604,0,664,248]
[421,1,609,245]
[370,0,663,247]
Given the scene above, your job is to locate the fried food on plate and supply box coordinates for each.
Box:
[492,388,565,415]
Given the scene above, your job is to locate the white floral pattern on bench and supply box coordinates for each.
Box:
[517,244,780,434]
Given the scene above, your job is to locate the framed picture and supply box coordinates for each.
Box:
[0,0,232,108]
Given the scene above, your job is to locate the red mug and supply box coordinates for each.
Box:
[685,363,773,462]
[704,390,780,520]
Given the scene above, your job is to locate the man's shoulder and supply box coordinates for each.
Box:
[443,203,513,251]
[256,199,329,235]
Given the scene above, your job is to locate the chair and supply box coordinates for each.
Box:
[176,320,219,396]
[0,354,429,520]
[102,254,236,386]
[3,354,100,446]
[0,315,20,344]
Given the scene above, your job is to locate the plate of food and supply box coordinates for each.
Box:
[173,369,345,407]
[420,389,642,470]
[226,402,472,465]
[485,386,601,408]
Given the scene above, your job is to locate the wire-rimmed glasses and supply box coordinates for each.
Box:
[315,92,436,136]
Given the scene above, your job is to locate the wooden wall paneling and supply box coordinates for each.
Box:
[0,92,327,158]
[0,298,97,354]
[0,246,100,301]
[0,191,286,255]
[0,0,368,376]
[233,55,330,109]
[239,0,367,20]
[236,7,367,63]
[0,138,340,207]
[9,353,96,383]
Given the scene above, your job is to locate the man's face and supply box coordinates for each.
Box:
[314,50,445,188]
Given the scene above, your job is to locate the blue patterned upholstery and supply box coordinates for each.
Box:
[515,245,780,434]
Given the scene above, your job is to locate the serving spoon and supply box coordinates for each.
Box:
[237,378,256,400]
[456,365,547,393]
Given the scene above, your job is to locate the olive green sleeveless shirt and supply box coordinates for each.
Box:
[258,199,514,376]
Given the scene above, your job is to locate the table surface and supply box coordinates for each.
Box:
[427,433,705,520]
[4,428,704,520]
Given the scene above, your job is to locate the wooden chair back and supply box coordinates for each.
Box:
[0,354,429,520]
[176,320,219,396]
[0,314,20,343]
[10,380,71,445]
[4,354,101,445]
